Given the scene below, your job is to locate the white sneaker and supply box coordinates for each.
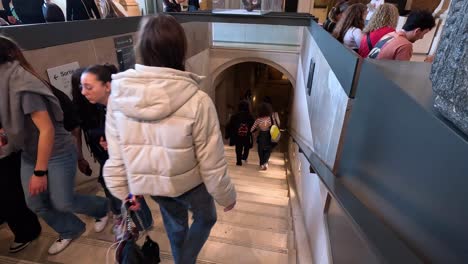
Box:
[94,215,109,233]
[48,238,72,255]
[242,159,248,164]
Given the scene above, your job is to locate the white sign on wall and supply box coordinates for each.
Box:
[47,62,80,99]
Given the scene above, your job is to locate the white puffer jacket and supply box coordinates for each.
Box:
[103,65,236,207]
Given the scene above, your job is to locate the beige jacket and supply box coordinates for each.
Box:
[103,65,236,207]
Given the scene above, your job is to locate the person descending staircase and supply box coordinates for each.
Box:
[0,146,296,264]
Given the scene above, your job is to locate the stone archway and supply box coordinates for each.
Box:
[211,57,297,89]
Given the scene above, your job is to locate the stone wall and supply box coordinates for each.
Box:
[431,0,468,135]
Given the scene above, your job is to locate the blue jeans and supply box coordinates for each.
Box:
[188,5,198,11]
[21,145,109,239]
[152,184,217,264]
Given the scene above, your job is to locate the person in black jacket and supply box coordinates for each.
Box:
[188,0,199,11]
[43,3,66,23]
[163,0,182,12]
[2,0,45,24]
[66,0,101,21]
[225,100,255,166]
[0,126,41,253]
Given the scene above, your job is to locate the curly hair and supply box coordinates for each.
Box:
[332,3,367,43]
[363,3,399,34]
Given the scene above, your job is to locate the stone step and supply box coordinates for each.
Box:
[0,143,294,264]
[35,207,290,252]
[46,229,288,264]
[98,190,290,220]
[237,191,289,207]
[0,228,54,264]
[216,201,289,219]
[224,155,286,167]
[227,162,287,175]
[145,199,290,233]
[0,255,44,264]
[228,166,287,180]
[234,184,289,198]
[231,177,288,190]
[224,146,284,157]
[229,173,288,187]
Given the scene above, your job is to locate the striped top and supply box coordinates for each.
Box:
[251,117,272,132]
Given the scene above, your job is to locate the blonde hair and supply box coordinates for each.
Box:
[363,3,399,34]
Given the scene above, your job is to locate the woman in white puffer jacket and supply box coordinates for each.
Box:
[103,14,237,264]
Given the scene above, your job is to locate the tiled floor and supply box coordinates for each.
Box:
[0,146,294,264]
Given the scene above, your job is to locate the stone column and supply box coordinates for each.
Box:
[120,0,142,16]
[431,0,468,135]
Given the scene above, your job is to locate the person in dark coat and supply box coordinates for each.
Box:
[2,0,45,24]
[188,0,199,11]
[66,0,101,21]
[225,101,255,166]
[163,0,182,12]
[0,129,42,253]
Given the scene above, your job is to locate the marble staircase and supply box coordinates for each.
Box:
[0,146,295,264]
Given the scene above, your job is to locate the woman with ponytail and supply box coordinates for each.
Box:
[323,0,350,33]
[0,35,109,255]
[78,64,153,233]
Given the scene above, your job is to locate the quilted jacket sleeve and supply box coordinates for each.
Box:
[193,93,237,207]
[103,100,129,200]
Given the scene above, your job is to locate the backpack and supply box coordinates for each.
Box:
[237,123,249,137]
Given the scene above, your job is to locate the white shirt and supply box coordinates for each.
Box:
[343,27,363,50]
[366,0,385,21]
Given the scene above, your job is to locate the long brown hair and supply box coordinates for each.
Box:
[0,35,52,89]
[332,3,367,43]
[136,14,187,71]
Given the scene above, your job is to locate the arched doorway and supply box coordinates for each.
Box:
[213,61,294,152]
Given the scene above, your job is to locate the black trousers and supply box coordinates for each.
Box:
[97,159,122,216]
[15,12,45,24]
[257,131,272,165]
[235,141,250,164]
[0,152,41,243]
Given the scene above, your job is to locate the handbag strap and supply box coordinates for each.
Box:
[368,35,394,59]
[80,0,92,19]
[366,32,373,51]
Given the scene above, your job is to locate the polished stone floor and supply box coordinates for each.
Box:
[0,146,294,264]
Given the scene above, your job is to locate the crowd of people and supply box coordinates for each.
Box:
[324,0,436,61]
[0,14,236,264]
[0,0,439,261]
[0,0,200,25]
[0,0,130,25]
